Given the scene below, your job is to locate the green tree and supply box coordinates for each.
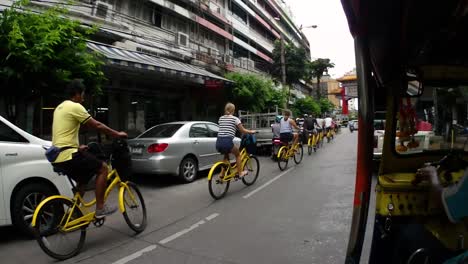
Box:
[264,87,287,111]
[271,41,308,85]
[318,98,335,115]
[271,41,308,107]
[292,96,321,117]
[225,72,277,112]
[0,0,105,124]
[307,58,335,99]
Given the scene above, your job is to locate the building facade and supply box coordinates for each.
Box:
[0,0,311,137]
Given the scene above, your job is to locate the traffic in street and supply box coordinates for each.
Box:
[0,130,356,264]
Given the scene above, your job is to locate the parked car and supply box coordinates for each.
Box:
[128,121,240,183]
[0,115,73,235]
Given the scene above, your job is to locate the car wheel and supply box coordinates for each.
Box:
[12,182,56,237]
[179,157,198,183]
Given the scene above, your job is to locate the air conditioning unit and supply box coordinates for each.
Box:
[223,54,233,64]
[176,32,189,47]
[240,57,249,69]
[208,48,219,57]
[247,59,255,70]
[92,1,112,19]
[209,2,221,14]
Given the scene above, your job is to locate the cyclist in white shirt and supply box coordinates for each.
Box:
[324,115,333,133]
[279,110,300,146]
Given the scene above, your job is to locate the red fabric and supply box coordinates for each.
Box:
[416,121,432,131]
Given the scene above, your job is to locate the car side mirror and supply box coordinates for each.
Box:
[406,71,424,97]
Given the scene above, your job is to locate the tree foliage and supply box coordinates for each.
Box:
[292,96,320,117]
[0,0,105,98]
[306,58,335,99]
[318,98,335,115]
[271,41,307,85]
[225,72,282,112]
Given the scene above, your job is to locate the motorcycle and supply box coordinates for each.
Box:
[271,137,282,161]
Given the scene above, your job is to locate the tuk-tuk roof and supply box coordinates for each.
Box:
[341,0,468,86]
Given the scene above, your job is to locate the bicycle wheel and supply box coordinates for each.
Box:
[294,144,304,164]
[208,162,230,200]
[277,147,289,171]
[242,156,260,186]
[122,182,147,233]
[35,197,86,260]
[307,138,313,155]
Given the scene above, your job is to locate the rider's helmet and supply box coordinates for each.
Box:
[304,114,309,118]
[275,115,283,123]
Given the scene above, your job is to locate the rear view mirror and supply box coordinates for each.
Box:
[406,71,423,97]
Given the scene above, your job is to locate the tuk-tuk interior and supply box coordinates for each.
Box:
[341,0,468,263]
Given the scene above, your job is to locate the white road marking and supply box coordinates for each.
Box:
[159,220,206,244]
[112,245,157,264]
[243,167,294,199]
[205,213,219,221]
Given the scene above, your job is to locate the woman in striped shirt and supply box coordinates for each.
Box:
[216,103,256,177]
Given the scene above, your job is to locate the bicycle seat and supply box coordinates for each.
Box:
[52,166,96,192]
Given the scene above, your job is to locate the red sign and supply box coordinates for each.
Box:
[205,80,223,89]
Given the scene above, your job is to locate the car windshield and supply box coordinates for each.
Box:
[138,124,183,138]
[394,85,468,154]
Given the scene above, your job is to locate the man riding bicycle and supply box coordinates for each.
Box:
[303,114,320,143]
[50,79,127,219]
[279,110,300,146]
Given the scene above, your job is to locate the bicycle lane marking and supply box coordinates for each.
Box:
[242,167,295,199]
[112,245,157,264]
[111,213,220,264]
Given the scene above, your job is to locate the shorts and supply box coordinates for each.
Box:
[53,151,103,184]
[280,132,293,143]
[216,137,234,154]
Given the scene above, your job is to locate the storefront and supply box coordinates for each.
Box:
[32,42,232,139]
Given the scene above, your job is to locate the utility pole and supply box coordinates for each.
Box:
[280,34,288,109]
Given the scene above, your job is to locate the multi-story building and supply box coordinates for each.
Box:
[0,0,310,136]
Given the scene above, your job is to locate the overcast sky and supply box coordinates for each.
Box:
[286,0,355,78]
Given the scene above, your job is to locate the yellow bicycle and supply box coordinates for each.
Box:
[32,141,147,260]
[307,131,320,155]
[208,148,260,200]
[326,128,335,143]
[277,140,303,171]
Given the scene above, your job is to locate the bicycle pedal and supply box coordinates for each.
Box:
[93,217,106,227]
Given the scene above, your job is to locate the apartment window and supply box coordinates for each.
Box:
[231,2,247,23]
[162,15,188,34]
[152,6,162,27]
[142,3,153,23]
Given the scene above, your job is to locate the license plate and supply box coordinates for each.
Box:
[131,148,143,154]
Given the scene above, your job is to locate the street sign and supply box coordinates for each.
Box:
[344,84,358,98]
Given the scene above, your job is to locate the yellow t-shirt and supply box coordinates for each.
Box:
[52,100,91,163]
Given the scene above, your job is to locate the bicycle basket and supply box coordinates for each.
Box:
[241,134,257,154]
[111,139,132,181]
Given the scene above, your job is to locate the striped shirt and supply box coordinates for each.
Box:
[218,115,241,138]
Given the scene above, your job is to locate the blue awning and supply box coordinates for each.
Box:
[87,42,232,83]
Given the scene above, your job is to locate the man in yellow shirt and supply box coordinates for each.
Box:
[52,79,127,218]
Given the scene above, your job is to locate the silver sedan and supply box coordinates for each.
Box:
[128,121,240,183]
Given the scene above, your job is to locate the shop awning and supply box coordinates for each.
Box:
[87,42,232,83]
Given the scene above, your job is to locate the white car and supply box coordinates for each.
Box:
[0,115,72,235]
